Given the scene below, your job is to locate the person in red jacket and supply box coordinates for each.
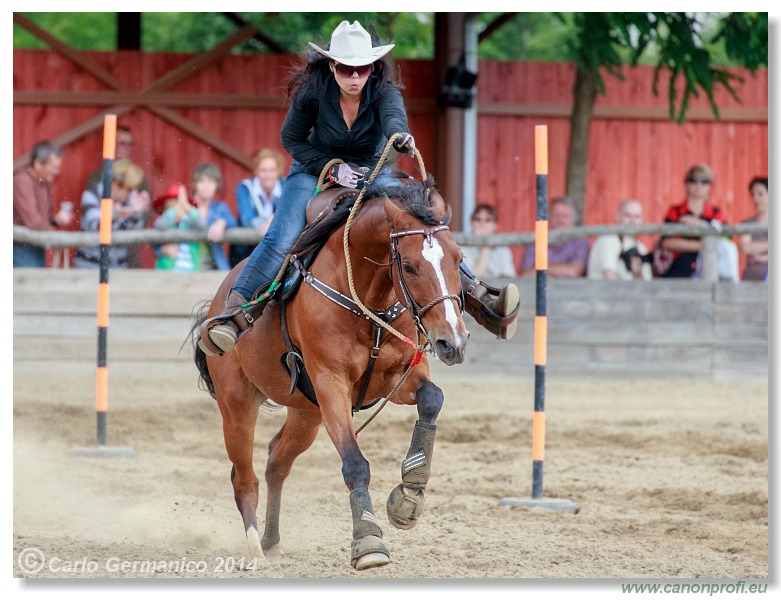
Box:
[13,140,74,267]
[659,163,727,278]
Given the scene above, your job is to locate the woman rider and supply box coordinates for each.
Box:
[202,21,519,355]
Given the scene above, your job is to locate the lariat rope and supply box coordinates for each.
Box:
[340,133,429,354]
[339,134,431,434]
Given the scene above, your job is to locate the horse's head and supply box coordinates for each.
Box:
[384,189,469,366]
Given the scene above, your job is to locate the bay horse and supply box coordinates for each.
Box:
[191,175,469,570]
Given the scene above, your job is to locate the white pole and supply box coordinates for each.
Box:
[461,14,479,229]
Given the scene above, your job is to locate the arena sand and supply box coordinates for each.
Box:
[13,359,767,583]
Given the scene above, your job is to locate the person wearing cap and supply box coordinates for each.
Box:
[152,183,201,271]
[203,20,520,355]
[155,164,238,272]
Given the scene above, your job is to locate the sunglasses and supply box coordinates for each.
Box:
[333,62,373,78]
[686,177,712,185]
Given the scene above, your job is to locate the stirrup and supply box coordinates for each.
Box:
[461,277,520,339]
[199,292,261,356]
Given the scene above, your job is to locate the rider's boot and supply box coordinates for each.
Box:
[199,289,256,356]
[460,270,520,340]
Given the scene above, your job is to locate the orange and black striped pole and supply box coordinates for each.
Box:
[96,114,117,446]
[532,125,548,499]
[499,125,573,512]
[71,114,134,458]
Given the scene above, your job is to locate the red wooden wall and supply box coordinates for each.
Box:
[13,49,767,268]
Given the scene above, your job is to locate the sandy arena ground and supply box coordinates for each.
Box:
[12,354,768,586]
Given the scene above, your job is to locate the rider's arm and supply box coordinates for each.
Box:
[377,85,411,140]
[280,98,332,176]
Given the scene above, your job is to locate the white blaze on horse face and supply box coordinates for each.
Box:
[421,238,461,339]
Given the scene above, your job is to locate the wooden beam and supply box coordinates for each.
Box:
[478,13,517,43]
[220,13,288,53]
[13,106,135,171]
[13,13,128,90]
[478,102,768,122]
[13,17,261,170]
[145,23,260,93]
[14,90,288,110]
[148,105,254,171]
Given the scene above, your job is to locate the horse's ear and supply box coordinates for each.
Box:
[430,191,451,224]
[384,197,404,225]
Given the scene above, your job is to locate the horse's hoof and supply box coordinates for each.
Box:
[263,544,284,559]
[351,535,390,571]
[386,484,425,530]
[246,526,264,558]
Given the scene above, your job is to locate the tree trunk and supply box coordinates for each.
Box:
[566,67,598,224]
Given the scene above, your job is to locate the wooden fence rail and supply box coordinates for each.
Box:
[14,222,767,283]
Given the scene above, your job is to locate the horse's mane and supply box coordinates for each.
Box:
[289,173,448,258]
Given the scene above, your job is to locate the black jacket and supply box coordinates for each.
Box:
[280,75,410,177]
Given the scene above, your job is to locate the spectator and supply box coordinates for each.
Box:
[738,177,768,281]
[85,125,152,267]
[13,140,74,267]
[519,197,590,278]
[152,183,204,271]
[184,163,238,271]
[74,159,148,269]
[588,198,652,281]
[659,163,727,278]
[85,125,150,194]
[230,148,286,267]
[460,204,516,280]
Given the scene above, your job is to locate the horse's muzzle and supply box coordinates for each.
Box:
[431,333,468,366]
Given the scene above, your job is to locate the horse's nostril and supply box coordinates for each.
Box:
[436,340,453,355]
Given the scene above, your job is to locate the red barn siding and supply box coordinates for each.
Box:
[14,49,767,269]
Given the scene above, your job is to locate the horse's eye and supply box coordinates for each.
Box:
[402,262,416,276]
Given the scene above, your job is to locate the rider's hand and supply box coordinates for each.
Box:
[393,133,416,157]
[328,163,361,188]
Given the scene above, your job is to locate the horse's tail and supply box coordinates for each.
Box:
[188,300,216,399]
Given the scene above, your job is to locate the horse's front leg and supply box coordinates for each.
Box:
[317,380,390,571]
[387,379,443,530]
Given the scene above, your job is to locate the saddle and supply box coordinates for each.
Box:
[280,187,361,301]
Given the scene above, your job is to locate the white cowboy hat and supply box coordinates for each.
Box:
[308,21,394,67]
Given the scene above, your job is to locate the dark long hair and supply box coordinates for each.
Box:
[286,23,398,107]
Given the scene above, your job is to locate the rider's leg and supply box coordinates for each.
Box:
[205,166,318,354]
[459,261,520,340]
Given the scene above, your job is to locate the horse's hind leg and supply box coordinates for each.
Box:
[216,384,264,557]
[387,379,444,530]
[261,407,322,557]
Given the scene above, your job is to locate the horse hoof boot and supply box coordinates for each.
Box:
[351,535,390,571]
[386,484,425,530]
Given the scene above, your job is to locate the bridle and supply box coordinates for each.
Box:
[389,224,463,344]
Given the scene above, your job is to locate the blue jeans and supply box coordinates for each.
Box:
[233,163,397,299]
[13,243,45,268]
